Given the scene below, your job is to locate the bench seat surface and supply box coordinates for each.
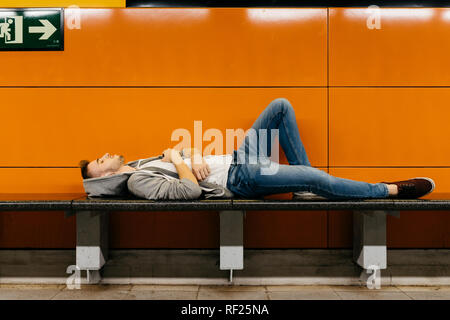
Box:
[1,193,450,211]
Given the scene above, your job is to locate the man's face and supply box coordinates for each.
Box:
[87,153,125,178]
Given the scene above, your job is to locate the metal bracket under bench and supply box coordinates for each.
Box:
[76,210,109,284]
[353,210,400,287]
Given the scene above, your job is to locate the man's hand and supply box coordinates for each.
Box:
[191,150,210,181]
[163,147,210,181]
[162,148,183,165]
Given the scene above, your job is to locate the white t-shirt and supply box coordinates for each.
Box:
[136,154,233,189]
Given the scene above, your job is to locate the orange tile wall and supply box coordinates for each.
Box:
[0,8,448,248]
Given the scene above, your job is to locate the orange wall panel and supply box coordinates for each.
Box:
[0,8,326,86]
[0,168,84,193]
[330,8,450,86]
[330,88,450,167]
[0,88,327,168]
[328,168,450,248]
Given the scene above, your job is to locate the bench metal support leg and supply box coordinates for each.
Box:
[220,210,244,282]
[353,210,400,288]
[76,210,109,284]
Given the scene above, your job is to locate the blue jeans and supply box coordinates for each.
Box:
[226,98,389,200]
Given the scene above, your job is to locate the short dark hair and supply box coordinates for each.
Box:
[79,160,91,179]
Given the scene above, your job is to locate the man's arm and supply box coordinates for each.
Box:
[127,172,202,200]
[127,148,203,201]
[174,147,210,181]
[190,148,210,181]
[162,148,198,185]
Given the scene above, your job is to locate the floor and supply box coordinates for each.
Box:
[0,284,449,300]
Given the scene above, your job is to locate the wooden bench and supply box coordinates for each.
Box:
[1,193,449,284]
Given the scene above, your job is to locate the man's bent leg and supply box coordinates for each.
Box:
[236,98,311,166]
[249,163,389,200]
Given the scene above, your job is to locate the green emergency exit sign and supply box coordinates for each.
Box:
[0,8,63,51]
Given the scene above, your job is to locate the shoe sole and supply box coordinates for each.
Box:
[412,177,435,197]
[293,195,327,200]
[293,192,327,200]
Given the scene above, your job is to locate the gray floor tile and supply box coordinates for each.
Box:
[200,285,265,292]
[330,285,401,292]
[126,290,198,300]
[336,291,412,300]
[401,291,450,300]
[397,286,450,292]
[268,290,341,300]
[51,284,131,300]
[131,285,198,291]
[198,290,268,300]
[267,285,335,292]
[0,285,63,300]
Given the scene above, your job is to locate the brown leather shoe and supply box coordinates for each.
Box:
[381,177,435,199]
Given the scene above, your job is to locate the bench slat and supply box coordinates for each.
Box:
[1,194,450,211]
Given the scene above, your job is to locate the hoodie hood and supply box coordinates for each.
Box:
[82,155,162,197]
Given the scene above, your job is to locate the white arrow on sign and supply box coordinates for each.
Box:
[28,19,57,40]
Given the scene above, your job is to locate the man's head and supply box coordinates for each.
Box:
[79,153,125,179]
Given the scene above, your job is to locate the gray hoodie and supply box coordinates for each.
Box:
[82,155,234,200]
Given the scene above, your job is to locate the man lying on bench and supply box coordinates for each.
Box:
[79,98,435,201]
